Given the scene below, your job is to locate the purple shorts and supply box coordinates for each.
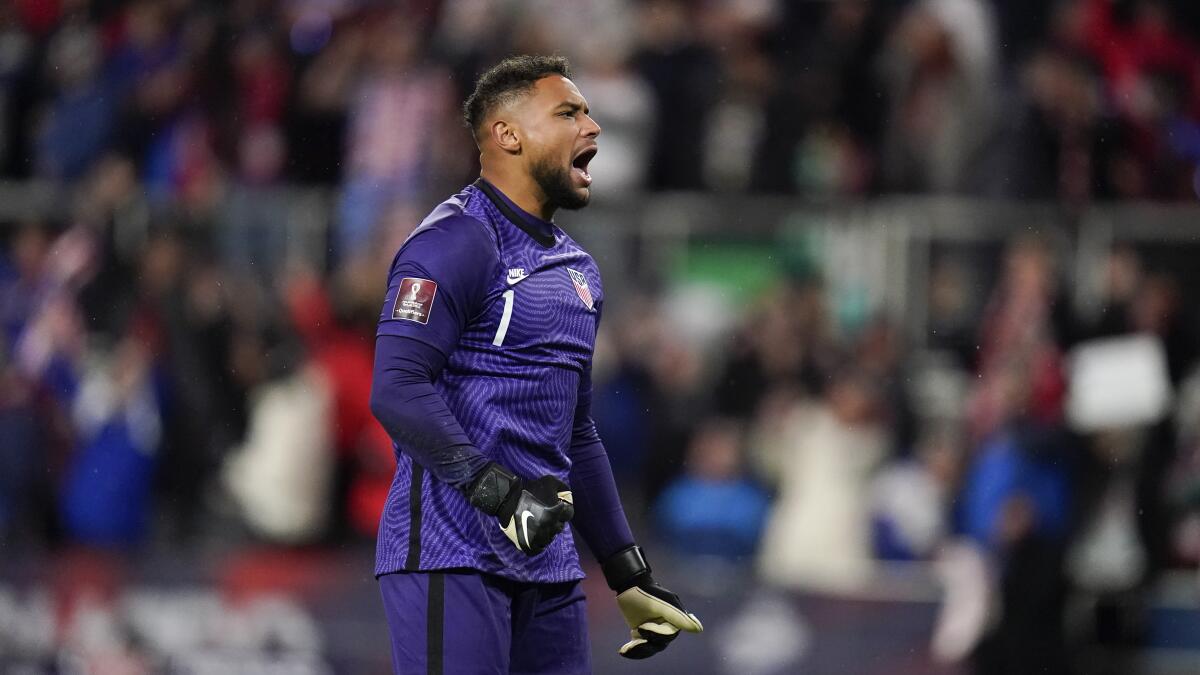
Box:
[379,569,591,674]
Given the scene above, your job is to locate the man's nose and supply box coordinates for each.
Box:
[582,114,601,138]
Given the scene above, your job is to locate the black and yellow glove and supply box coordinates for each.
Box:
[601,545,704,658]
[467,462,574,555]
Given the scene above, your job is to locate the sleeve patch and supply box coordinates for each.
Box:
[392,277,438,324]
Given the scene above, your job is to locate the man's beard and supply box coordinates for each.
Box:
[531,155,590,211]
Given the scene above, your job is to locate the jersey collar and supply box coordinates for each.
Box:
[472,178,557,248]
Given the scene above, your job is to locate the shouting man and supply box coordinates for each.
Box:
[370,55,703,674]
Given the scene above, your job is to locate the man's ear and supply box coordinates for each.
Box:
[489,119,521,154]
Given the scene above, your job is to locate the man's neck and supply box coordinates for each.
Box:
[479,167,555,221]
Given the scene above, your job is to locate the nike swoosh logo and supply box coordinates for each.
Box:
[520,510,534,549]
[506,273,528,285]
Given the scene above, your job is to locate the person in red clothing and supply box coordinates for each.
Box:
[282,260,393,538]
[1079,0,1200,118]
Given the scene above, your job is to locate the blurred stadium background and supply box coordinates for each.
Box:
[2,0,1200,673]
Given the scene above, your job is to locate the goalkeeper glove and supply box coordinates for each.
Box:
[601,545,703,658]
[467,462,574,555]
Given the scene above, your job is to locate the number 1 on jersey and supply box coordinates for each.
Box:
[493,289,515,346]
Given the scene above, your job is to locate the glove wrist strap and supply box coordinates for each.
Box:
[601,545,651,592]
[467,462,518,516]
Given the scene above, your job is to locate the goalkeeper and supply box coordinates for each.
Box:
[369,55,702,674]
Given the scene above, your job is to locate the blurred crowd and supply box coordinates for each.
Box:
[596,234,1200,673]
[1,0,1199,217]
[3,0,1200,672]
[613,234,1200,673]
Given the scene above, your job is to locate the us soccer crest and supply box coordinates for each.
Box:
[567,268,594,310]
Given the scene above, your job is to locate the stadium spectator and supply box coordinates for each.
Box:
[633,0,719,191]
[879,0,999,193]
[755,371,887,592]
[754,0,889,194]
[714,277,837,419]
[221,352,334,544]
[336,11,462,259]
[871,426,960,560]
[35,18,114,180]
[653,419,770,560]
[968,238,1069,440]
[570,40,655,192]
[60,332,162,546]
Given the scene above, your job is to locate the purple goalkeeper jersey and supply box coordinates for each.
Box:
[374,179,602,583]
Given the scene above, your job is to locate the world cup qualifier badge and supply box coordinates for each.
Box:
[567,268,594,310]
[393,277,438,324]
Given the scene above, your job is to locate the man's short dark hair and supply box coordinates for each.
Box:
[463,55,572,139]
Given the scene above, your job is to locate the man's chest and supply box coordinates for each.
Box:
[461,250,602,371]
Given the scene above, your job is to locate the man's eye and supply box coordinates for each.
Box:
[559,111,574,118]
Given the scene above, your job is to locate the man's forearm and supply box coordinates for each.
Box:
[370,334,491,491]
[567,434,635,562]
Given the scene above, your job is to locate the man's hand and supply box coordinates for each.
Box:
[601,545,703,658]
[467,463,574,555]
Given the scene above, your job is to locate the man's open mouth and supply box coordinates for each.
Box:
[571,147,597,187]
